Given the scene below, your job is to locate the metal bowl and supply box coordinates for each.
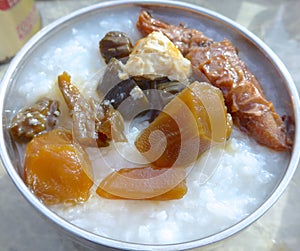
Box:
[0,0,299,250]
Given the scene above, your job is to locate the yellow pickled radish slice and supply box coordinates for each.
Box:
[135,81,232,168]
[96,166,187,200]
[24,129,93,205]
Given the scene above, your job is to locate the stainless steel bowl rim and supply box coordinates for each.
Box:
[1,0,300,250]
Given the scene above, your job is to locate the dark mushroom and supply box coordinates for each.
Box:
[99,31,133,64]
[97,59,150,120]
[97,59,192,122]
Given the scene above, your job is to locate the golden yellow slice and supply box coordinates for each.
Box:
[24,129,93,205]
[135,81,232,168]
[96,166,187,200]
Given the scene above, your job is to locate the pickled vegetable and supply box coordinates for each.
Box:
[58,71,126,147]
[58,72,80,113]
[24,129,93,205]
[93,100,127,145]
[9,98,60,142]
[99,31,133,64]
[135,81,232,168]
[96,166,187,200]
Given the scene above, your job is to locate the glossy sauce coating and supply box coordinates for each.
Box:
[135,81,231,168]
[58,71,126,147]
[137,11,292,151]
[9,98,60,142]
[96,166,187,200]
[24,129,93,205]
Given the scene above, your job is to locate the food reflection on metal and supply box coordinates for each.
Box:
[137,10,292,151]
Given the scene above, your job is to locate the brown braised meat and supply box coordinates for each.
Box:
[136,10,292,151]
[137,11,213,56]
[9,98,60,142]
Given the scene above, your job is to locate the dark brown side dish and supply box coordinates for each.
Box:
[137,11,293,151]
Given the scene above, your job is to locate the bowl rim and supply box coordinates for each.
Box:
[1,0,300,250]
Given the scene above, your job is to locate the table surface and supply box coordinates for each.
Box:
[0,0,300,250]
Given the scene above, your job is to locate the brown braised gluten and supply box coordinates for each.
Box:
[136,11,292,151]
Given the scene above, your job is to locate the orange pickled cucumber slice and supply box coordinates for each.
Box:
[24,129,93,205]
[135,81,232,168]
[96,166,187,200]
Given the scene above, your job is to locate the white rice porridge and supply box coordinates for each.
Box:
[15,9,289,244]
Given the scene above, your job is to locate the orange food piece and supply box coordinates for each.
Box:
[24,129,93,205]
[135,81,232,168]
[96,166,187,200]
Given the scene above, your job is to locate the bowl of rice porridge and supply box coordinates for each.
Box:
[0,0,299,250]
